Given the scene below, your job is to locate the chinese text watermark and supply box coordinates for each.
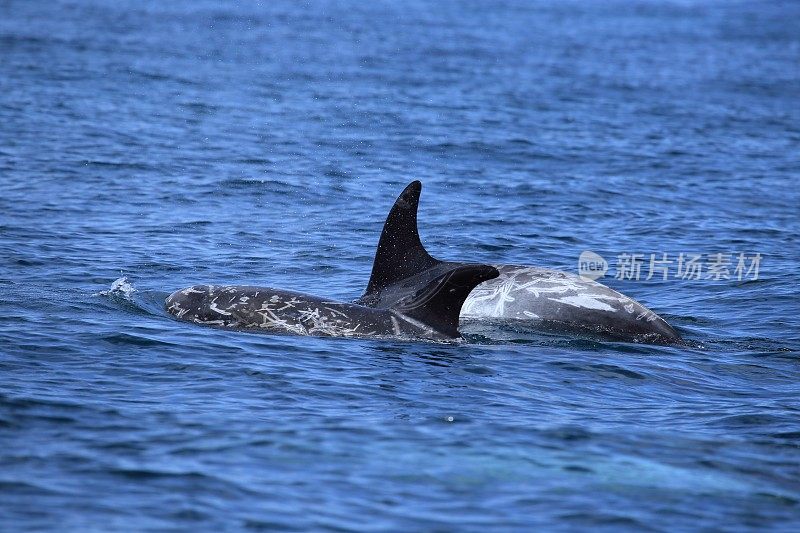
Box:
[578,251,762,282]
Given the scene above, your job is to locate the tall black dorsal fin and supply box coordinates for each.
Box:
[364,181,441,295]
[390,264,499,338]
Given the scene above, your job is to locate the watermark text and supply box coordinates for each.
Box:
[579,251,761,282]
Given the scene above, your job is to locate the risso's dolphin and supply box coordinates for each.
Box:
[166,265,498,342]
[356,181,682,344]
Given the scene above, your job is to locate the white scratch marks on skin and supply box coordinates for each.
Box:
[167,302,189,318]
[169,285,426,340]
[462,265,666,325]
[276,297,300,311]
[323,306,348,318]
[209,302,232,316]
[462,266,593,317]
[391,311,436,336]
[181,287,205,295]
[638,310,658,322]
[549,295,616,312]
[297,307,321,324]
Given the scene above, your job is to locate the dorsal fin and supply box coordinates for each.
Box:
[364,181,441,295]
[391,264,499,338]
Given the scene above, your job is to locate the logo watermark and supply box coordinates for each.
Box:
[578,250,609,281]
[578,251,762,282]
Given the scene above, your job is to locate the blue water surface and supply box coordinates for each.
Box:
[2,0,799,530]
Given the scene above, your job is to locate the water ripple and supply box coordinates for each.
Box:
[2,0,799,530]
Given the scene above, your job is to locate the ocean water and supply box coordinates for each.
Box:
[2,0,799,530]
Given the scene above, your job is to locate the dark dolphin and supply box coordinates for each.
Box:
[166,258,498,342]
[357,181,682,344]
